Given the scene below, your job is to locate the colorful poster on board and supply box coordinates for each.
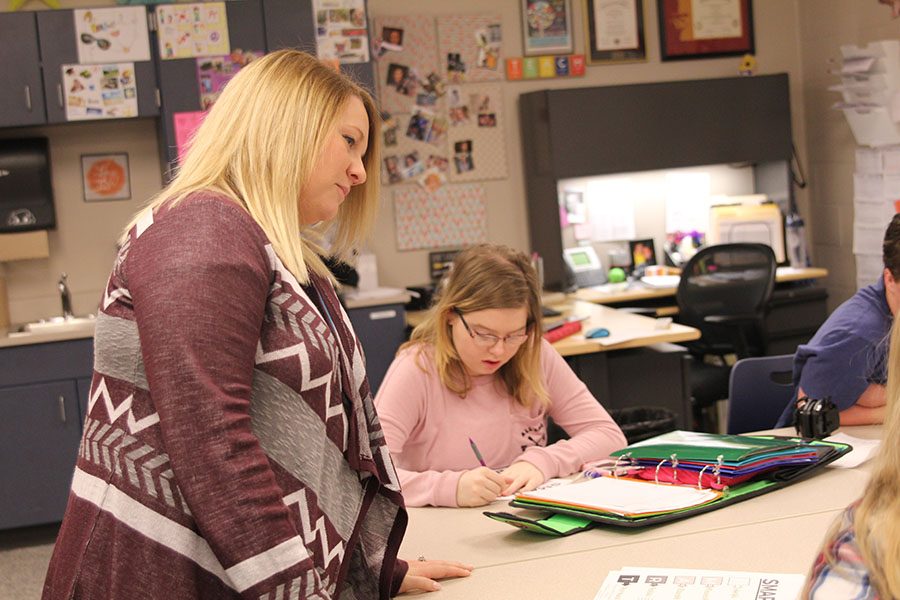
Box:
[156,2,230,60]
[74,7,151,64]
[196,50,262,110]
[313,0,370,64]
[62,63,139,121]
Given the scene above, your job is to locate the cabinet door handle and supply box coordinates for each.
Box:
[369,309,398,321]
[57,83,64,108]
[24,85,32,111]
[58,396,67,423]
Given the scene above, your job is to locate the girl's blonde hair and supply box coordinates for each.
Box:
[122,49,380,283]
[847,318,900,596]
[403,244,547,408]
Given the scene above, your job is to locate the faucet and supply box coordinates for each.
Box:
[58,273,73,319]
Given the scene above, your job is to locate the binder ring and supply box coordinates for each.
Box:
[612,452,633,479]
[713,455,724,487]
[697,464,711,490]
[654,453,679,485]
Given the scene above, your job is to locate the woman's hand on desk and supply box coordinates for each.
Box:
[456,467,512,507]
[499,461,544,496]
[399,559,474,594]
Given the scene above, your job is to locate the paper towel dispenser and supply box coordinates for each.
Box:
[0,137,55,233]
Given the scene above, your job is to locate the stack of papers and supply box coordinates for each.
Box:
[639,275,681,288]
[515,476,720,518]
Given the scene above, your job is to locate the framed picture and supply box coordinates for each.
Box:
[657,0,754,61]
[584,0,646,64]
[521,0,574,56]
[81,153,131,202]
[629,238,657,271]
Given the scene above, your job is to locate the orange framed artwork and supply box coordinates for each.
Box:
[81,153,131,201]
[657,0,754,61]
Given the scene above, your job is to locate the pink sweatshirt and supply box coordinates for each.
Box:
[374,339,627,507]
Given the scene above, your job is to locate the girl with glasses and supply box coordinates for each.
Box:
[375,244,626,507]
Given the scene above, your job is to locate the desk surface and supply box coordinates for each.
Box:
[549,301,699,357]
[573,266,828,306]
[398,424,880,598]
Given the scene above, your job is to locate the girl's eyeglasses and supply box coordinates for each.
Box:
[454,309,529,348]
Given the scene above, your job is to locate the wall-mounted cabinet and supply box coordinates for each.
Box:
[36,8,159,125]
[0,12,47,128]
[519,74,794,290]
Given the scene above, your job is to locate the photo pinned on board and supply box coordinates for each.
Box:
[381,26,404,52]
[426,116,448,145]
[382,112,398,146]
[477,112,496,127]
[405,110,434,142]
[418,167,447,193]
[447,52,467,83]
[384,154,402,184]
[474,26,501,70]
[402,150,425,180]
[427,154,450,172]
[386,63,408,91]
[454,139,474,174]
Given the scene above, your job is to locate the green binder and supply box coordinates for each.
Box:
[484,434,852,536]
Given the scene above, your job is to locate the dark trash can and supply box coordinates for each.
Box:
[609,406,678,444]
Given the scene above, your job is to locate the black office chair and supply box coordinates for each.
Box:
[727,354,795,434]
[676,243,777,432]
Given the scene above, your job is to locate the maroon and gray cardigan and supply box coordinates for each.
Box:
[43,194,408,599]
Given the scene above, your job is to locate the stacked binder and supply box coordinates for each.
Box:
[485,430,851,535]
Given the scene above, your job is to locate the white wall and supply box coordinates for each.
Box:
[797,0,900,309]
[2,0,810,325]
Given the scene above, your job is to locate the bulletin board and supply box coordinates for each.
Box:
[394,184,488,251]
[374,13,507,188]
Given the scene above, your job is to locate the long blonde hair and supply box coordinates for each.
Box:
[846,318,900,596]
[403,244,548,407]
[122,50,380,283]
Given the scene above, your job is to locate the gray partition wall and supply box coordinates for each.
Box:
[519,73,793,291]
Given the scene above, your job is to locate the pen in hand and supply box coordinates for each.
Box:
[468,437,487,467]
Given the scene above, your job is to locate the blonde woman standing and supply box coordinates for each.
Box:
[43,51,470,599]
[375,244,626,508]
[804,317,900,598]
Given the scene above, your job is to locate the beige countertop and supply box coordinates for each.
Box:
[0,322,95,349]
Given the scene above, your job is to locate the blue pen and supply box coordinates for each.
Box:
[468,437,487,467]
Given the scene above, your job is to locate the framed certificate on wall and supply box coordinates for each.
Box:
[657,0,754,61]
[584,0,646,64]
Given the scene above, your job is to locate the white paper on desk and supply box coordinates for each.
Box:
[518,476,718,516]
[640,275,681,288]
[594,567,805,600]
[342,286,406,300]
[826,433,882,468]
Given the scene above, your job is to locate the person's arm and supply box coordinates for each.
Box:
[374,351,509,507]
[128,198,319,597]
[509,341,627,492]
[838,383,886,425]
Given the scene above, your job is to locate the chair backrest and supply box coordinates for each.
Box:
[727,353,795,434]
[676,243,777,357]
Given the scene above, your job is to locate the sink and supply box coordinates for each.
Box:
[22,316,96,334]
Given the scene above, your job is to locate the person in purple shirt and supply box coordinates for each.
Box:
[777,213,900,427]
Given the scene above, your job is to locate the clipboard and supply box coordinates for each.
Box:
[485,434,852,535]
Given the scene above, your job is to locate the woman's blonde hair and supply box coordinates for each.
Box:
[845,318,900,596]
[403,244,547,407]
[122,49,380,283]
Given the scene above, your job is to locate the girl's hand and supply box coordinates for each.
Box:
[398,559,474,594]
[499,461,545,496]
[456,467,512,507]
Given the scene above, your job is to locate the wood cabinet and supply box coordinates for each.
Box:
[0,338,93,530]
[0,12,47,128]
